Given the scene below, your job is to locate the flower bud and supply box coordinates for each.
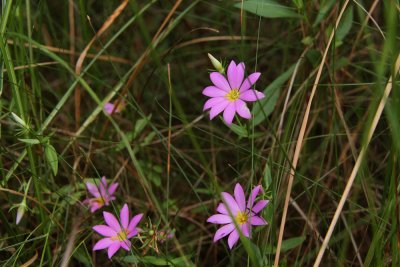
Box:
[16,203,26,225]
[208,53,224,74]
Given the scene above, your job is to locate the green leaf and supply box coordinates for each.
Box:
[235,0,301,18]
[134,114,152,138]
[45,144,58,176]
[141,131,156,146]
[306,49,322,67]
[230,123,248,137]
[264,236,306,253]
[122,255,139,263]
[313,0,335,27]
[18,138,40,144]
[240,238,263,267]
[252,64,297,126]
[281,236,307,251]
[334,5,353,46]
[263,163,272,189]
[292,0,303,9]
[141,255,193,266]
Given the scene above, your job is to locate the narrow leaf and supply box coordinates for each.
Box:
[45,144,58,176]
[18,138,40,145]
[235,0,301,19]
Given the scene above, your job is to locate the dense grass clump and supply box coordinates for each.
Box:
[1,1,399,266]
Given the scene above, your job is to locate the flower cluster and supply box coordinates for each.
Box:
[83,55,270,260]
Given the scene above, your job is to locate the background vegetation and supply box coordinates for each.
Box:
[1,0,399,266]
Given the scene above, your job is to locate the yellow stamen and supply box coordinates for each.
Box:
[235,211,249,225]
[111,229,129,241]
[93,197,105,205]
[225,89,240,102]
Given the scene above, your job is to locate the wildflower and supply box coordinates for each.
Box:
[104,100,126,115]
[207,183,269,249]
[202,60,265,125]
[84,176,118,212]
[93,204,143,259]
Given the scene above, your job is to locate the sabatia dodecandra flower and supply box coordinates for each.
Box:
[207,183,269,249]
[84,176,118,212]
[93,204,143,259]
[202,60,265,125]
[104,100,126,115]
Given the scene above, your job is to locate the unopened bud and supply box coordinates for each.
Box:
[16,203,26,225]
[208,53,224,73]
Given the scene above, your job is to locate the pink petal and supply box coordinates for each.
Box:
[209,100,229,120]
[128,213,143,233]
[93,238,114,250]
[235,100,251,119]
[239,72,261,92]
[104,103,115,115]
[120,240,131,251]
[249,215,267,226]
[202,86,227,97]
[127,229,138,238]
[240,90,265,102]
[93,225,117,237]
[247,185,262,209]
[221,192,240,215]
[216,203,228,215]
[90,202,102,213]
[234,183,246,211]
[108,183,119,196]
[203,97,225,111]
[213,223,235,242]
[86,183,100,197]
[252,200,269,213]
[241,222,251,238]
[107,242,121,259]
[228,230,240,249]
[223,102,236,125]
[210,72,231,92]
[99,177,108,198]
[103,211,121,232]
[227,61,245,89]
[120,204,129,229]
[207,214,233,224]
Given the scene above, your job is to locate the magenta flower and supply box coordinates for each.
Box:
[207,183,269,249]
[202,60,265,125]
[84,176,118,213]
[93,204,143,259]
[104,100,126,115]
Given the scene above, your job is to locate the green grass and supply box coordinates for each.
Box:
[1,0,399,266]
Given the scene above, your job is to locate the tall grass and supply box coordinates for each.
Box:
[0,0,399,266]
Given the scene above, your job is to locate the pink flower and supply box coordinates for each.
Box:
[93,204,143,259]
[84,176,118,213]
[207,183,269,249]
[104,100,126,115]
[202,60,265,125]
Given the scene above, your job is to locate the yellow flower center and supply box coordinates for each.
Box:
[111,229,129,241]
[93,197,105,205]
[225,89,240,102]
[235,211,249,225]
